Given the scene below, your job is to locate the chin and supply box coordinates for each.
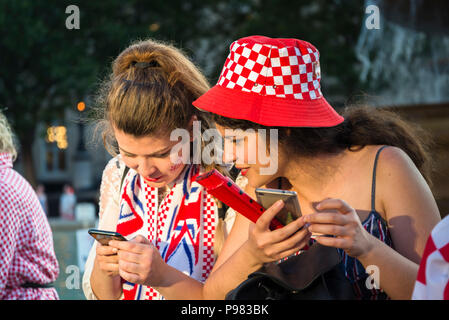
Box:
[143,180,167,188]
[246,174,271,189]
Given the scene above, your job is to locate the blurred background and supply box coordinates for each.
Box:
[0,0,448,299]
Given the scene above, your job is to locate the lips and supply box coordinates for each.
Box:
[145,176,163,182]
[239,168,249,176]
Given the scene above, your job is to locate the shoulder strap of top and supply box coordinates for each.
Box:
[120,166,130,192]
[371,145,390,212]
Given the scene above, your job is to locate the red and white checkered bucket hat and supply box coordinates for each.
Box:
[193,35,344,127]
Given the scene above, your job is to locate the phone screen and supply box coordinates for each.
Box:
[255,188,302,225]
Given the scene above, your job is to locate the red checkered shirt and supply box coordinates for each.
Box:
[412,214,449,300]
[0,153,59,299]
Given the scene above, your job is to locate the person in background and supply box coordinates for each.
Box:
[59,183,76,220]
[0,111,59,299]
[36,184,48,215]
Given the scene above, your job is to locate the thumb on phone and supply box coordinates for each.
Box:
[131,234,151,244]
[256,200,284,231]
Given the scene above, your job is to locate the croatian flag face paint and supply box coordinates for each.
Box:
[170,161,184,172]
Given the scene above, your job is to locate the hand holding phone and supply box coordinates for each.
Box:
[88,228,127,246]
[89,229,124,277]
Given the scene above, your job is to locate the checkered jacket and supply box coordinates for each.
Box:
[0,153,59,299]
[412,215,449,300]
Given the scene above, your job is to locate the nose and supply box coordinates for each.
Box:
[222,140,237,164]
[134,158,158,178]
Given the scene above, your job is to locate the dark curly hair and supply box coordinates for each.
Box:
[209,105,434,186]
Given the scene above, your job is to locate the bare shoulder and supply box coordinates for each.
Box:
[374,145,440,224]
[345,145,417,184]
[373,145,440,261]
[376,145,413,166]
[374,146,423,185]
[360,145,411,166]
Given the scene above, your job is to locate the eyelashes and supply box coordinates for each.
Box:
[122,153,135,158]
[120,149,171,159]
[156,151,171,158]
[123,153,170,159]
[225,137,244,145]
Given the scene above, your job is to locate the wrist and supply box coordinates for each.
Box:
[356,233,379,265]
[240,241,264,271]
[148,260,170,288]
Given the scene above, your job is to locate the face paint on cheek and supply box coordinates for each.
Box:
[169,162,183,172]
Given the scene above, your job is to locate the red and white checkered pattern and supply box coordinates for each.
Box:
[119,166,220,300]
[413,215,449,300]
[141,181,162,300]
[144,286,160,300]
[142,181,175,301]
[145,182,158,245]
[156,188,174,250]
[193,35,344,127]
[218,40,322,100]
[0,153,59,300]
[143,180,175,251]
[201,193,216,281]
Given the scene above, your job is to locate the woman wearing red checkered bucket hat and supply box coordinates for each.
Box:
[193,36,441,300]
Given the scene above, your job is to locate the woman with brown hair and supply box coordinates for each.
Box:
[186,35,441,300]
[82,39,236,300]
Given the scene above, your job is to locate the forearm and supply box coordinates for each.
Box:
[90,258,122,300]
[151,264,205,300]
[358,236,419,300]
[203,242,263,300]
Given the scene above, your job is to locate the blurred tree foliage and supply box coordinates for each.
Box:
[0,0,364,184]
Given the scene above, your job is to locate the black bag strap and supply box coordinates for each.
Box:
[120,165,130,191]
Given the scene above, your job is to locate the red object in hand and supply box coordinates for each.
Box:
[195,169,283,230]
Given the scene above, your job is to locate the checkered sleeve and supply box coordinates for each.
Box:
[0,180,22,298]
[412,215,449,300]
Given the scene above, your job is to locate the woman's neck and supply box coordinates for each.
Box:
[280,151,348,202]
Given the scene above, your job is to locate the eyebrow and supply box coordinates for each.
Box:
[119,146,171,157]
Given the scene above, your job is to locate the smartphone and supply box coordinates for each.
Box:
[195,169,284,230]
[255,188,302,226]
[88,228,127,246]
